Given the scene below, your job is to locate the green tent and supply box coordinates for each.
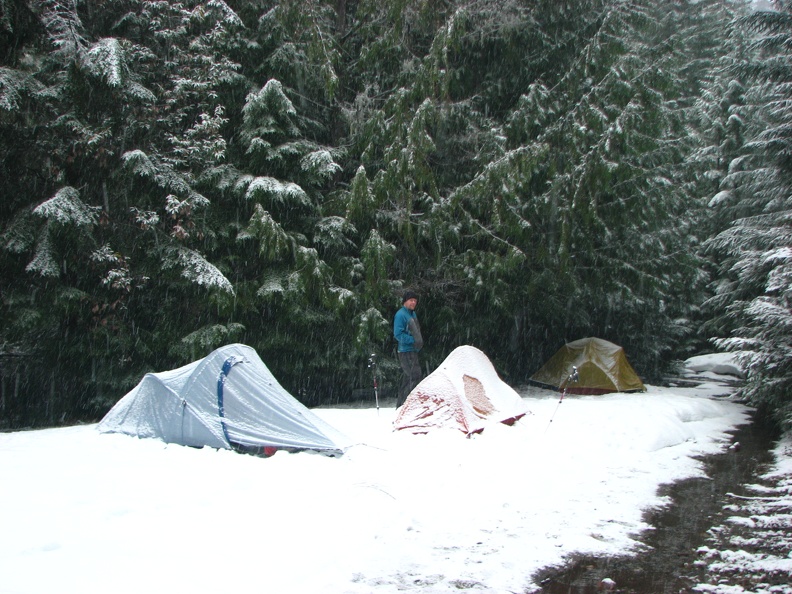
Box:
[530,337,645,395]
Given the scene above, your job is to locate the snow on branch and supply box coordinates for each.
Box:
[713,337,759,352]
[179,323,246,352]
[25,227,60,277]
[237,204,292,262]
[257,79,296,116]
[763,246,792,265]
[0,67,46,112]
[127,207,159,231]
[125,81,157,103]
[256,273,286,299]
[33,186,98,227]
[330,286,354,306]
[354,306,389,348]
[0,68,23,111]
[82,38,156,102]
[123,150,208,208]
[314,216,356,253]
[39,0,87,59]
[1,208,38,253]
[122,150,158,178]
[242,79,298,135]
[163,245,234,295]
[90,244,124,266]
[301,149,341,180]
[294,245,332,292]
[245,176,311,208]
[709,190,732,208]
[746,297,792,329]
[197,0,244,28]
[85,38,125,87]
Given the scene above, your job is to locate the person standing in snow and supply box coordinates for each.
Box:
[394,289,423,408]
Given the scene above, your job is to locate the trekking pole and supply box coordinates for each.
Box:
[368,354,380,415]
[544,365,579,434]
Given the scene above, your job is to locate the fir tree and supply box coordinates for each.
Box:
[3,0,785,429]
[707,3,792,430]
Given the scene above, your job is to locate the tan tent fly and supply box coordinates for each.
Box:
[530,337,645,395]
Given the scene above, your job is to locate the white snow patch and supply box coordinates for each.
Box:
[0,374,757,594]
[685,352,745,379]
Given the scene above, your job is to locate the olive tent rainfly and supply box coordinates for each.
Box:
[97,343,353,455]
[530,337,646,395]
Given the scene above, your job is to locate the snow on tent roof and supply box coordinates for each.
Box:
[97,343,353,454]
[394,345,528,436]
[530,337,645,395]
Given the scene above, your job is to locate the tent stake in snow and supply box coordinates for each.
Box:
[368,354,380,414]
[544,365,579,434]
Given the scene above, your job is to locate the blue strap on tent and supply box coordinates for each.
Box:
[217,356,245,445]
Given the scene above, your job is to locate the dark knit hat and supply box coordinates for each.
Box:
[402,289,419,303]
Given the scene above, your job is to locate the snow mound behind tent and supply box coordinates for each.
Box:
[394,345,528,435]
[684,352,745,378]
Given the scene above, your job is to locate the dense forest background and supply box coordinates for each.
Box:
[1,0,790,431]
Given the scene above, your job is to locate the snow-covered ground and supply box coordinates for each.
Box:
[0,353,787,594]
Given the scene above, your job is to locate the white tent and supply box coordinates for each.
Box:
[394,345,528,435]
[98,343,352,454]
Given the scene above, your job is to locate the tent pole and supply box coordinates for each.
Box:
[543,366,579,434]
[368,354,380,415]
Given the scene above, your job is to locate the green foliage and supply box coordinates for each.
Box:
[173,322,246,360]
[239,202,294,261]
[2,0,787,430]
[703,4,792,430]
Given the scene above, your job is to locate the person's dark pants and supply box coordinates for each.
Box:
[397,351,422,408]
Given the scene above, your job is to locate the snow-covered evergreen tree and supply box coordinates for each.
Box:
[430,0,724,377]
[706,3,792,430]
[3,0,782,428]
[690,1,760,347]
[0,0,247,422]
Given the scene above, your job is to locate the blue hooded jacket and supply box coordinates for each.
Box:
[394,306,423,353]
